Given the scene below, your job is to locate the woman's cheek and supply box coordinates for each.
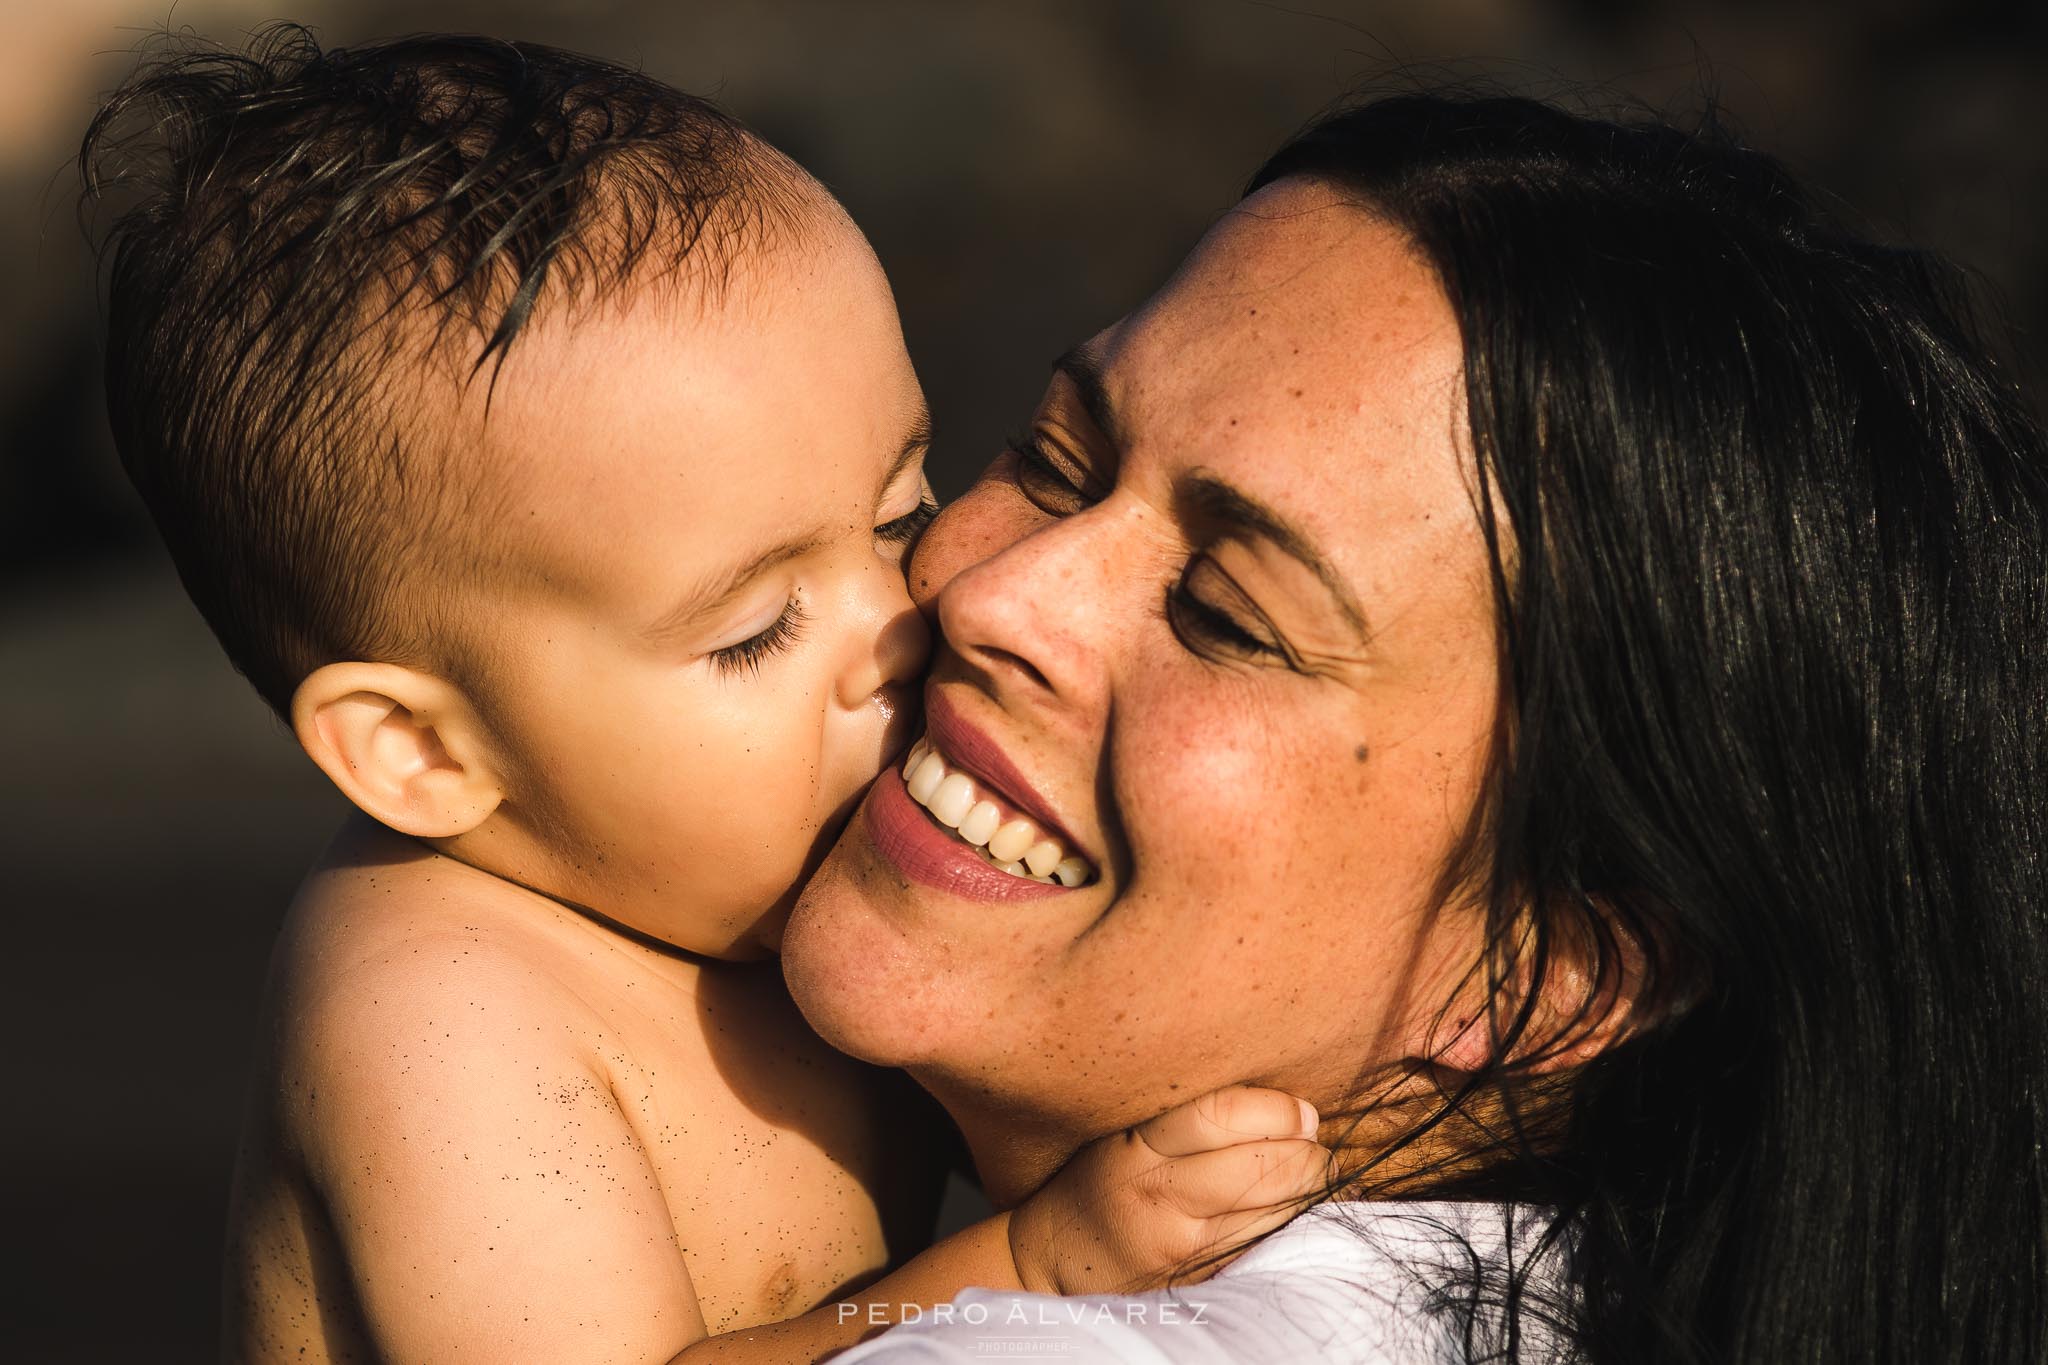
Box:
[1117,690,1288,894]
[907,468,1041,607]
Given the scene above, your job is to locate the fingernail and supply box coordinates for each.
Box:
[1296,1097,1319,1137]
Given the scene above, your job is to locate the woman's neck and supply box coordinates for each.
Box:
[945,1067,1569,1213]
[920,1079,1087,1209]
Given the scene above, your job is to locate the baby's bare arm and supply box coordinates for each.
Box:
[280,931,707,1363]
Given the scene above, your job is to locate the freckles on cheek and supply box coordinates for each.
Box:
[1125,696,1278,870]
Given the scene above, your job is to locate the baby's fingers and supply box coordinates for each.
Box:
[1135,1085,1319,1157]
[1152,1135,1335,1219]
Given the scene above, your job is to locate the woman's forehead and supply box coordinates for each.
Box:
[1108,185,1454,418]
[1084,182,1467,517]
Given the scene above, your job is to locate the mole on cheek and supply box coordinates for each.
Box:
[1354,743,1369,762]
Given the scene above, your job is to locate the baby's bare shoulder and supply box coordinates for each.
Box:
[237,822,711,1358]
[262,825,629,1154]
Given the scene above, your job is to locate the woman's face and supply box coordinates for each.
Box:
[782,178,1504,1161]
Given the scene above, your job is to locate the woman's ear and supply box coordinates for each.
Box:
[1428,899,1654,1076]
[291,661,505,839]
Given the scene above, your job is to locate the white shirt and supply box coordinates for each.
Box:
[835,1201,1572,1365]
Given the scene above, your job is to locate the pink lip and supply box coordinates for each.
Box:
[922,691,1086,855]
[863,767,1069,901]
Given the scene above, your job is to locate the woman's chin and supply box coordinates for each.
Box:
[781,836,949,1069]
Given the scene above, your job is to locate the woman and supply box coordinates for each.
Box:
[784,92,2048,1363]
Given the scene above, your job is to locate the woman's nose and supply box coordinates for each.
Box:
[932,499,1134,714]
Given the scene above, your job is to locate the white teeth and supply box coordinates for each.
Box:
[929,773,977,828]
[987,819,1036,864]
[907,751,946,804]
[898,734,1094,886]
[959,801,1002,846]
[1023,840,1063,878]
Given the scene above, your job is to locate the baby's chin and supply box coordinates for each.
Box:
[673,771,875,961]
[570,826,830,964]
[585,888,785,963]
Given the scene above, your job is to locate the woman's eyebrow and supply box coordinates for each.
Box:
[1176,472,1371,639]
[1051,344,1126,449]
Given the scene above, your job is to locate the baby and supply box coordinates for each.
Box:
[82,28,1327,1365]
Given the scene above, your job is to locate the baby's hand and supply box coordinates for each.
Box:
[1006,1084,1332,1296]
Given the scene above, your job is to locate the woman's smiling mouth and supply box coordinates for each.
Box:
[899,735,1092,885]
[862,692,1098,901]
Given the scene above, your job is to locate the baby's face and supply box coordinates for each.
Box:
[445,211,932,957]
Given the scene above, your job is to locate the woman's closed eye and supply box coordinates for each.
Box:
[1166,555,1291,665]
[708,597,808,679]
[1005,428,1105,517]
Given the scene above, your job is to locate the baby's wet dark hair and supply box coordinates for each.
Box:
[80,25,815,713]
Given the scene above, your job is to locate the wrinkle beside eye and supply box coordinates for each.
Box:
[1173,551,1375,683]
[1169,556,1290,665]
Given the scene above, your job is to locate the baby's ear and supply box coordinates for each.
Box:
[291,662,504,838]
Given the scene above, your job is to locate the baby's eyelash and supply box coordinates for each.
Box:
[708,598,807,679]
[877,498,940,545]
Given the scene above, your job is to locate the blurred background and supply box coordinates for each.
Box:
[3,1,2042,1359]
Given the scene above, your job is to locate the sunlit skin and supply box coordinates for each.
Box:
[226,188,1340,1365]
[439,209,937,960]
[225,199,954,1362]
[782,178,1510,1206]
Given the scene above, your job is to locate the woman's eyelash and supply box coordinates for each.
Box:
[877,497,940,545]
[1005,427,1048,461]
[708,598,807,679]
[1167,581,1277,657]
[1006,428,1071,478]
[1005,427,1093,513]
[1165,560,1293,666]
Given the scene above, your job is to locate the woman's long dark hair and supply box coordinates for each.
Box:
[1250,95,2047,1362]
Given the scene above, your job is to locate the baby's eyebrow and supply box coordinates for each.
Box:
[879,406,934,495]
[646,413,931,648]
[646,528,829,646]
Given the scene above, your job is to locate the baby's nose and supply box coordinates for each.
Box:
[837,570,932,710]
